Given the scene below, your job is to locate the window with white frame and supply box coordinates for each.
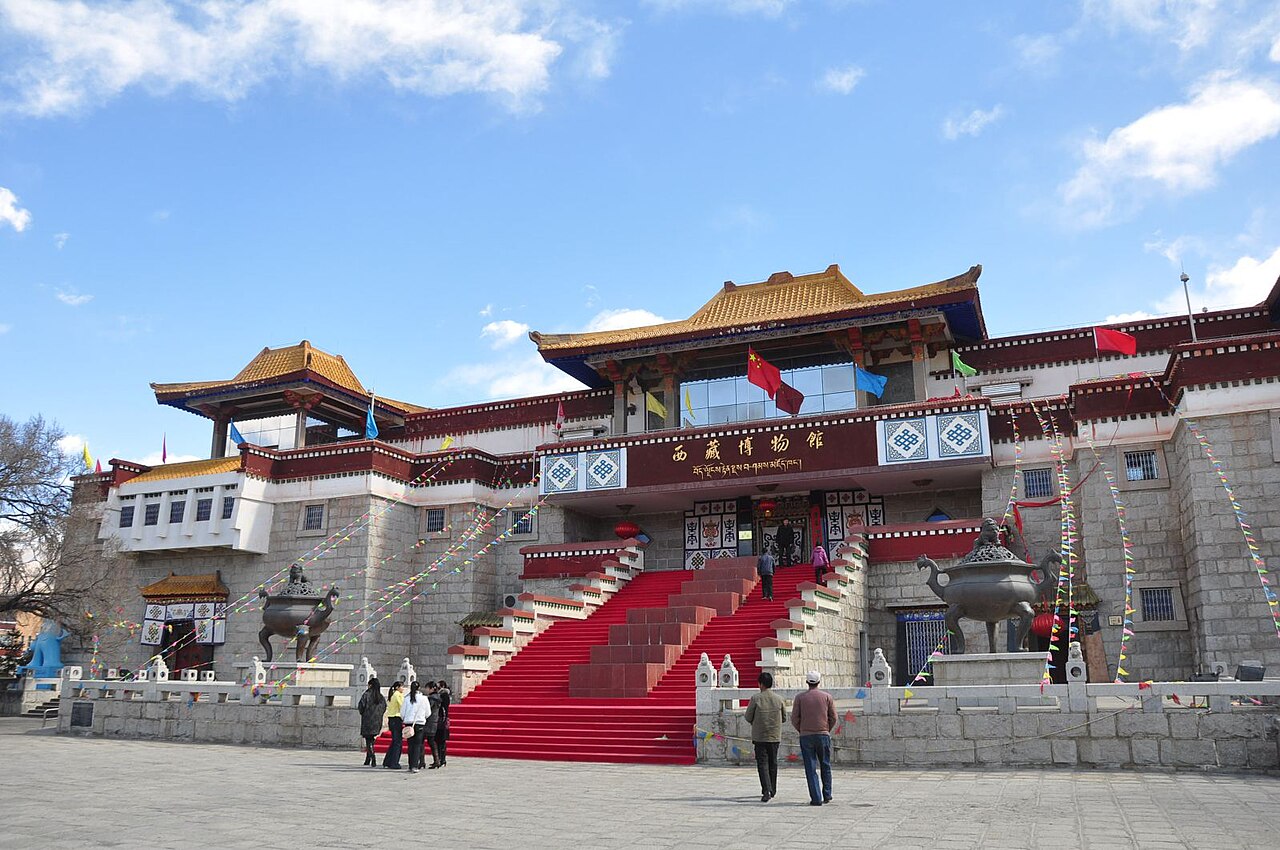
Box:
[1131,581,1188,631]
[423,508,446,534]
[169,500,185,524]
[119,506,135,528]
[144,504,161,526]
[510,508,535,536]
[1124,449,1159,482]
[1022,468,1054,499]
[195,499,212,522]
[302,503,325,532]
[221,496,235,520]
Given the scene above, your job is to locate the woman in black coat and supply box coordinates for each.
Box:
[430,679,451,768]
[356,677,387,767]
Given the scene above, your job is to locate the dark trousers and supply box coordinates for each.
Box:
[408,724,427,769]
[761,574,773,600]
[382,717,403,768]
[779,545,794,568]
[362,734,377,764]
[814,565,826,584]
[753,741,779,796]
[432,726,449,765]
[799,734,833,803]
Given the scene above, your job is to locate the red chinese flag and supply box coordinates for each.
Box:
[775,381,804,415]
[1094,327,1137,356]
[555,400,566,433]
[746,347,782,398]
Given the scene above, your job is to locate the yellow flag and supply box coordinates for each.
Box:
[683,387,696,421]
[82,443,93,471]
[440,435,455,451]
[645,392,667,419]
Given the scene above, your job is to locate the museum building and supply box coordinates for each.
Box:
[64,262,1280,699]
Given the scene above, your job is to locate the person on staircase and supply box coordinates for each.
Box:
[357,677,386,768]
[757,549,776,601]
[776,518,796,570]
[382,681,405,769]
[811,542,830,586]
[430,679,451,768]
[745,671,785,802]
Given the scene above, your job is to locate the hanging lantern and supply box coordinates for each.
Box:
[757,499,778,517]
[1031,612,1056,638]
[614,519,641,540]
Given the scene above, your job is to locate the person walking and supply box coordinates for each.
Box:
[744,671,785,802]
[811,542,830,585]
[403,681,429,773]
[430,679,451,768]
[756,549,776,601]
[776,518,796,569]
[382,681,405,769]
[791,670,837,806]
[356,677,386,767]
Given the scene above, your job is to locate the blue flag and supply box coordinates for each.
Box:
[855,365,888,398]
[364,397,379,440]
[229,421,246,445]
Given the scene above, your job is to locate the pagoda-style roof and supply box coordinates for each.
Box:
[128,457,242,485]
[530,264,986,385]
[151,340,427,432]
[141,571,229,600]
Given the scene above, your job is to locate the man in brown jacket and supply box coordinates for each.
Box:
[744,671,785,802]
[790,670,837,806]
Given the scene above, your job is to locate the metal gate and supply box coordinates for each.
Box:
[897,610,951,685]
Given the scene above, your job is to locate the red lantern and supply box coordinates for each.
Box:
[1031,613,1056,638]
[614,519,641,540]
[758,499,777,517]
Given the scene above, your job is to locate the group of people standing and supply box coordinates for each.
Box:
[356,677,451,772]
[756,517,831,602]
[744,670,838,807]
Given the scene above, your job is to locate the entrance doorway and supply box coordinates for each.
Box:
[161,620,213,676]
[758,520,805,563]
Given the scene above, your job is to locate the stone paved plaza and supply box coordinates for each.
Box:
[6,718,1279,849]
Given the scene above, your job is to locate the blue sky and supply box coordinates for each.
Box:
[3,0,1280,467]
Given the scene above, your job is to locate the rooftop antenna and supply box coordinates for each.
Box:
[1180,266,1197,342]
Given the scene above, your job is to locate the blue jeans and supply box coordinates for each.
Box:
[799,734,832,803]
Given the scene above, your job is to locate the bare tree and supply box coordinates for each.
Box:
[0,414,113,633]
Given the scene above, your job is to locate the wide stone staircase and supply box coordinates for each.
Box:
[376,562,813,765]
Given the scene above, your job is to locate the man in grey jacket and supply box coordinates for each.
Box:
[744,671,785,802]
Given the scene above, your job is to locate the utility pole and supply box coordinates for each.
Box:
[1180,271,1198,342]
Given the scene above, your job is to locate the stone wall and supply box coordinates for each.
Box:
[629,510,686,571]
[882,487,982,525]
[697,705,1280,771]
[57,697,361,749]
[1171,410,1280,672]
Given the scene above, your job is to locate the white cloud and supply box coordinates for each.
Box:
[441,353,585,401]
[481,319,530,348]
[55,287,93,306]
[1103,309,1160,323]
[53,231,68,249]
[1201,244,1280,308]
[818,65,864,95]
[138,449,201,466]
[1013,33,1061,68]
[942,105,1004,140]
[1083,0,1236,52]
[645,0,794,15]
[584,307,670,332]
[0,186,32,231]
[0,0,611,117]
[0,323,11,334]
[1143,232,1205,266]
[1060,75,1280,227]
[55,433,85,456]
[478,303,493,317]
[1272,31,1280,61]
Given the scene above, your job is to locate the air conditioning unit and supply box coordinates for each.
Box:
[503,594,520,609]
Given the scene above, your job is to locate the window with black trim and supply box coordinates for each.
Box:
[196,499,212,522]
[1022,468,1054,499]
[302,504,325,532]
[423,508,446,534]
[222,497,235,520]
[1124,449,1159,482]
[169,501,185,524]
[144,504,160,526]
[511,508,535,536]
[119,506,135,528]
[1131,581,1188,631]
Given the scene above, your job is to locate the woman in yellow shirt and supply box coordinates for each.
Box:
[382,681,405,770]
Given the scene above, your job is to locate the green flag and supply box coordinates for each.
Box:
[951,350,977,378]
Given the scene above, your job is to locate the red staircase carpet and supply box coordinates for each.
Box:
[375,563,812,765]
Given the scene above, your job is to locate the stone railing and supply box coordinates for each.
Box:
[696,649,1280,771]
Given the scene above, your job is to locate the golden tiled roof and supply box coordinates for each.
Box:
[152,340,366,396]
[128,457,241,484]
[532,264,982,353]
[141,571,229,600]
